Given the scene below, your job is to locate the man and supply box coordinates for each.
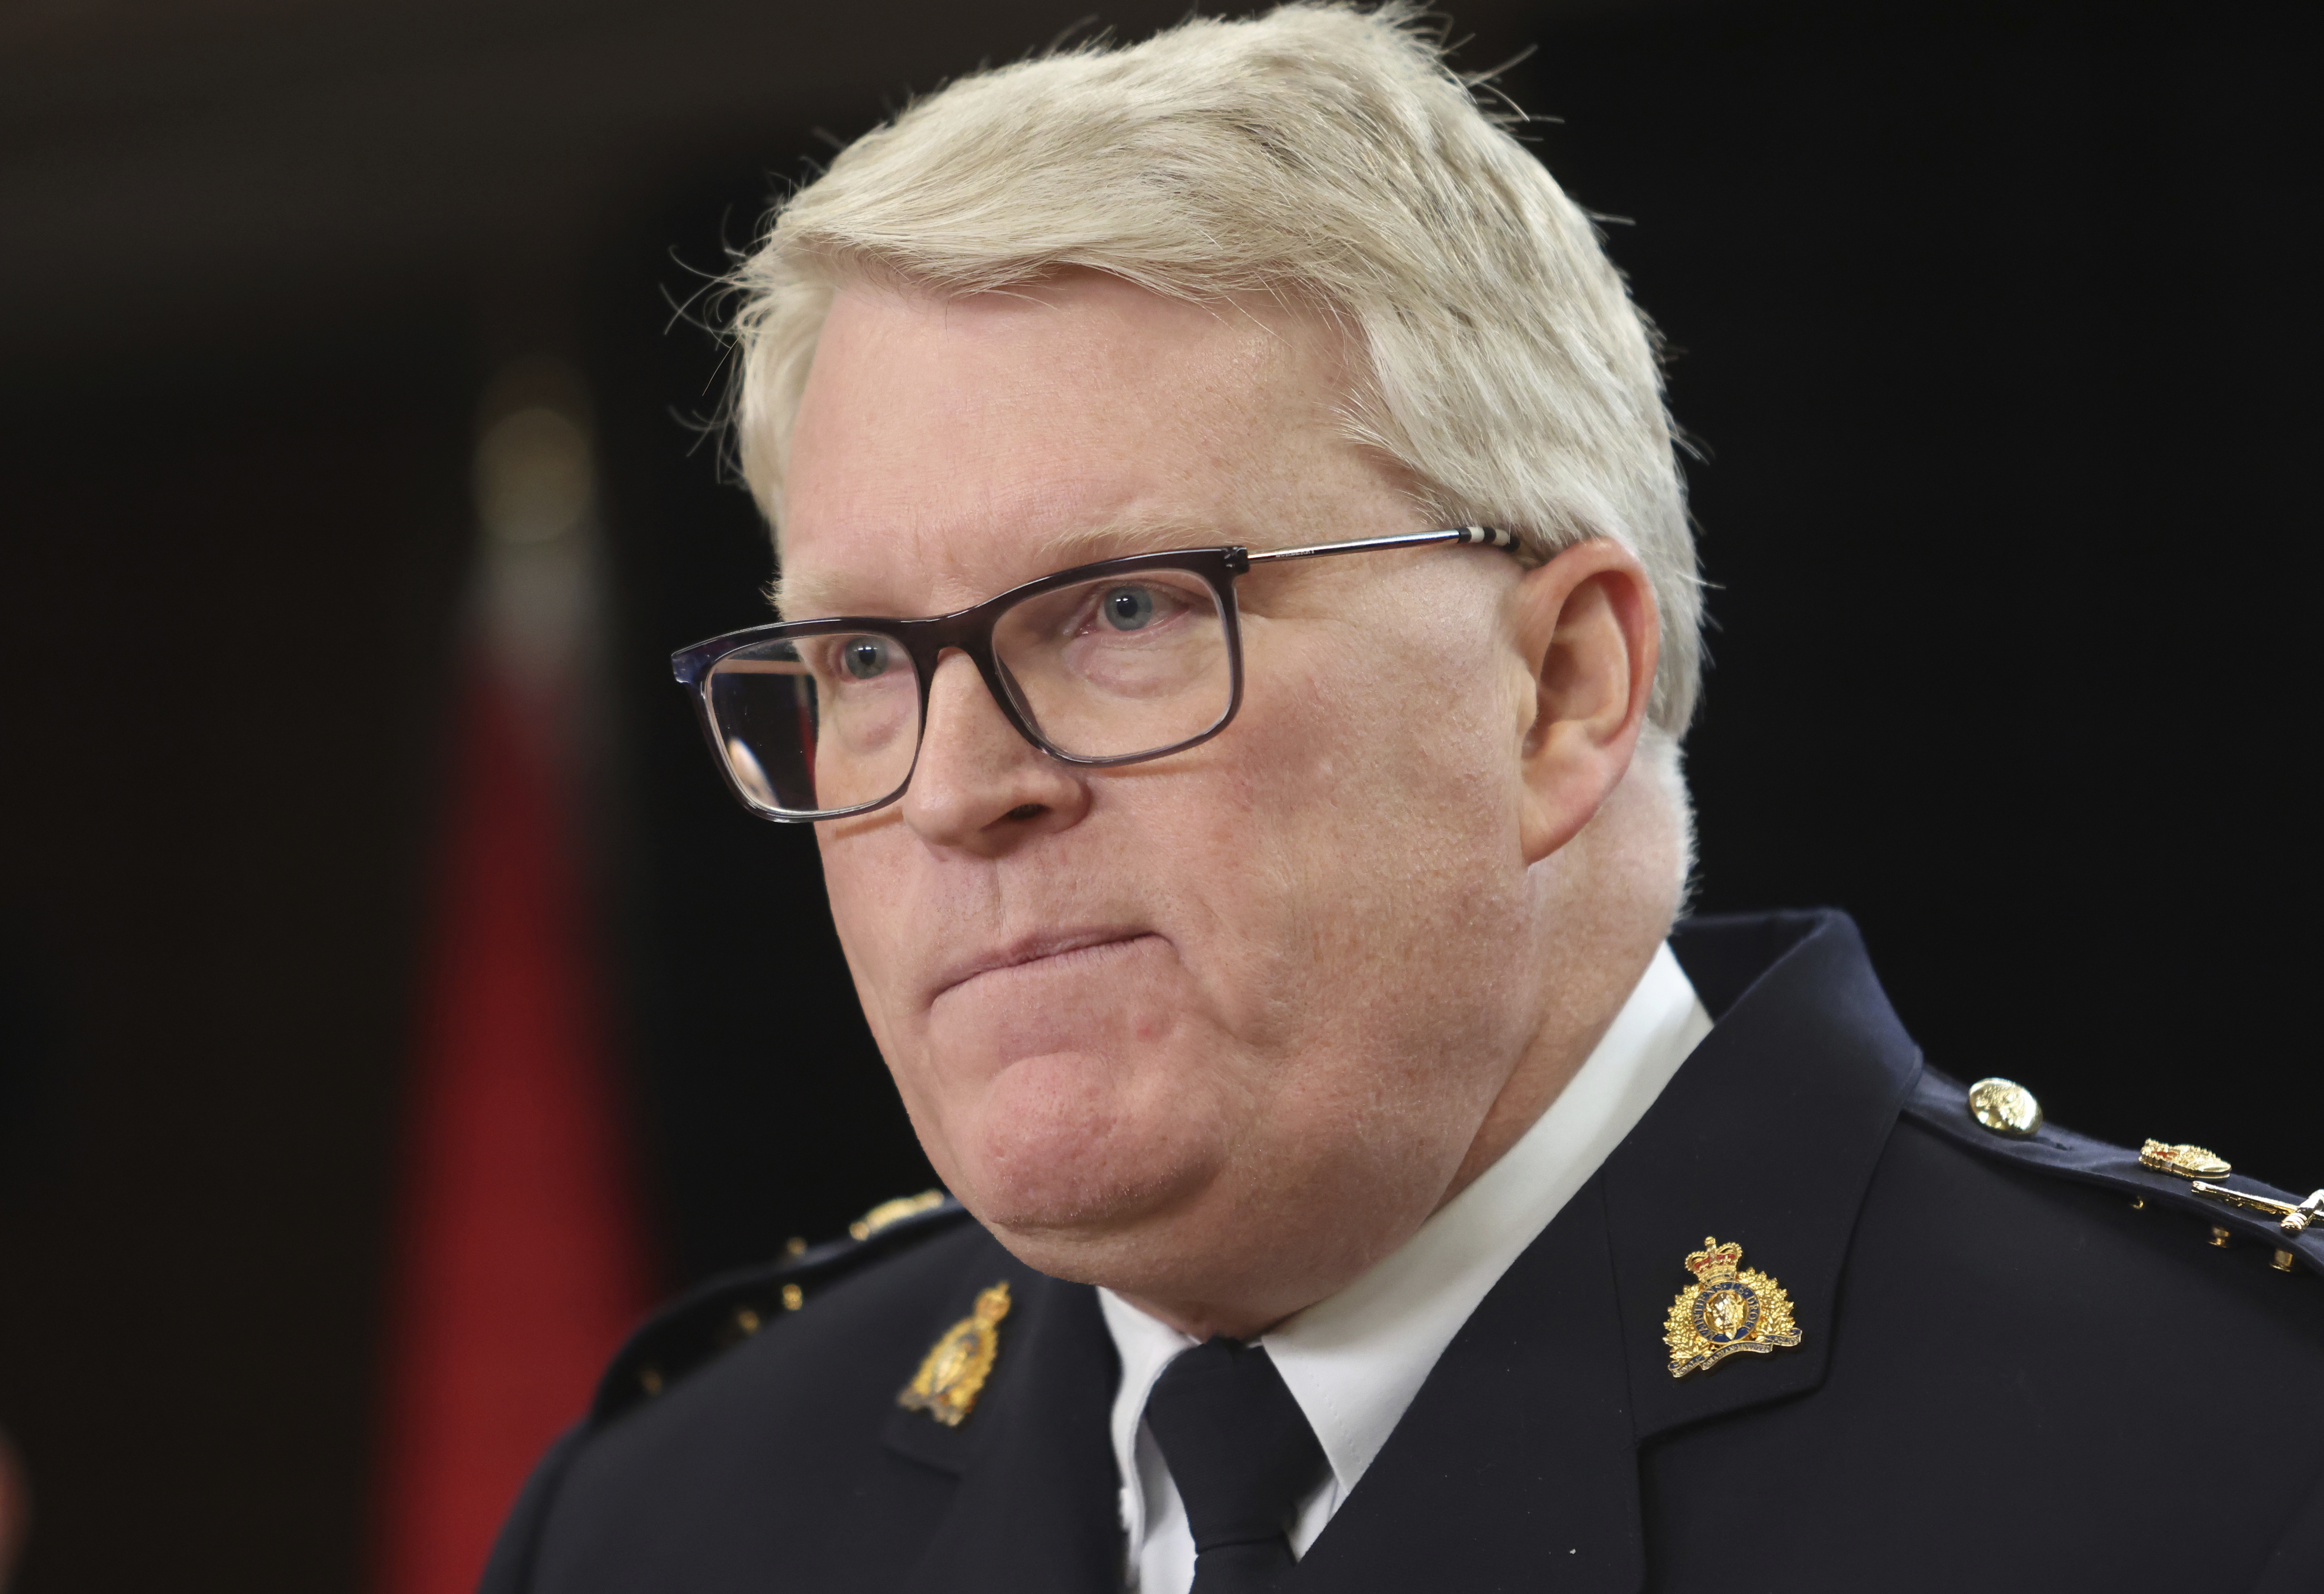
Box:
[485,7,2324,1590]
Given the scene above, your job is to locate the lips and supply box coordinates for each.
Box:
[930,927,1160,1003]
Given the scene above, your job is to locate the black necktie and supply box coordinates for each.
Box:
[1143,1337,1330,1594]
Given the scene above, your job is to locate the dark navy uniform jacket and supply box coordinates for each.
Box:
[483,911,2324,1592]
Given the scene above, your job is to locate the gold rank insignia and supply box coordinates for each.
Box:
[1664,1236,1803,1379]
[898,1281,1012,1427]
[2139,1140,2231,1179]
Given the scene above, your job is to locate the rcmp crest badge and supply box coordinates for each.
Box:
[898,1281,1012,1426]
[1664,1236,1803,1378]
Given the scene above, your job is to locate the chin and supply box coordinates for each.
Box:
[924,1048,1226,1249]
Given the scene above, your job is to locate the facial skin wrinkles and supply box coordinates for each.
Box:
[776,270,1677,1339]
[773,511,1233,622]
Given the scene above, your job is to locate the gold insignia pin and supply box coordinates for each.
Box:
[1664,1236,1803,1379]
[898,1281,1012,1427]
[2191,1182,2324,1236]
[2139,1140,2231,1179]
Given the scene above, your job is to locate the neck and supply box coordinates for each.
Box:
[1439,777,1678,1208]
[1118,767,1682,1342]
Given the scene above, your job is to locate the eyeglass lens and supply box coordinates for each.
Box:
[703,569,1234,817]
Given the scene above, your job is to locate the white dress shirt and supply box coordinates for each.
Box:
[1098,941,1714,1592]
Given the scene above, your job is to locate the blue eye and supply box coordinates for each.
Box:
[842,637,893,679]
[1100,586,1157,631]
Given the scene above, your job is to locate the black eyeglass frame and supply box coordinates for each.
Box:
[669,524,1520,822]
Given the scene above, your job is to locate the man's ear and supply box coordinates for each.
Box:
[1511,539,1660,866]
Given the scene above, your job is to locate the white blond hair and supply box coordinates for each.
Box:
[725,2,1702,748]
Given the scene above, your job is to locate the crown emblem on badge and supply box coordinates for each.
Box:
[1663,1236,1802,1379]
[1686,1240,1745,1284]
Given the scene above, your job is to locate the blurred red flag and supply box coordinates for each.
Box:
[370,659,654,1594]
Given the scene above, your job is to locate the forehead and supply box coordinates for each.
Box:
[776,273,1371,617]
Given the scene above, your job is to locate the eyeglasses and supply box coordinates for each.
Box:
[670,524,1520,822]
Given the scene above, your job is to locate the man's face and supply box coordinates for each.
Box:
[781,273,1555,1323]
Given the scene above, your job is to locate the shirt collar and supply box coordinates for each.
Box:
[1098,940,1712,1539]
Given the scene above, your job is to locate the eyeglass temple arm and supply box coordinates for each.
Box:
[1231,525,1518,571]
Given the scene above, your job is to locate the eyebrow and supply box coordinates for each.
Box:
[771,511,1228,620]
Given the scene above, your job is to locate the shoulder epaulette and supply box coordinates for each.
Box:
[590,1190,971,1424]
[1903,1066,2322,1282]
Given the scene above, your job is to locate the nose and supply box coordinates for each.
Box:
[899,650,1089,853]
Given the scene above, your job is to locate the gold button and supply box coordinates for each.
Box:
[734,1306,762,1335]
[2208,1226,2232,1248]
[784,1236,807,1258]
[2272,1248,2297,1272]
[2130,1196,2147,1211]
[1967,1078,2043,1138]
[639,1365,664,1395]
[782,1282,805,1311]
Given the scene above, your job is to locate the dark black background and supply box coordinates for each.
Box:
[0,1,2313,1589]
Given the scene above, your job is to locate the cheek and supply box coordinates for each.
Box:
[813,829,927,1057]
[1211,634,1534,1068]
[1240,636,1520,916]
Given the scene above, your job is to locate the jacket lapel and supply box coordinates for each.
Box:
[886,1247,1124,1594]
[1290,1175,1645,1594]
[1616,910,1921,1440]
[1295,909,1921,1592]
